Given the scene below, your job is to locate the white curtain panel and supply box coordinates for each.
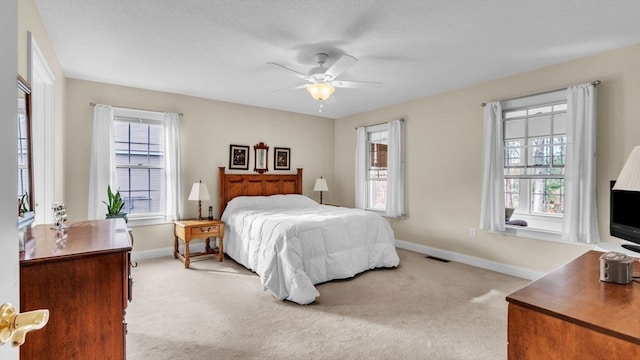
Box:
[354,127,366,209]
[163,113,182,221]
[385,119,404,217]
[479,101,505,232]
[88,104,115,220]
[562,84,599,243]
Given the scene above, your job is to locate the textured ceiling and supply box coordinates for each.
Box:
[33,0,640,119]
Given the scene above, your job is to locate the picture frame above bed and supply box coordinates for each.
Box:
[254,142,269,174]
[274,147,290,170]
[229,144,249,170]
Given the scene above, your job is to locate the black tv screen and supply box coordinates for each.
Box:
[610,180,640,253]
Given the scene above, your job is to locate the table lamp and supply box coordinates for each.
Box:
[188,180,210,220]
[314,177,329,204]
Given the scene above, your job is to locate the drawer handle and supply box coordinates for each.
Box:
[200,227,212,232]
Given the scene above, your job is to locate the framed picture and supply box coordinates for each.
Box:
[254,142,269,174]
[229,144,249,170]
[274,147,291,170]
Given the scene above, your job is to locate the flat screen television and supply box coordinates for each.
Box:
[610,180,640,254]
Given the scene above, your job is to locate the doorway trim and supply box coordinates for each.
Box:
[28,32,55,224]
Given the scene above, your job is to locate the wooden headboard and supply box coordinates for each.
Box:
[218,167,303,216]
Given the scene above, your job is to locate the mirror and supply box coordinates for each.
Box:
[253,142,269,174]
[17,75,35,229]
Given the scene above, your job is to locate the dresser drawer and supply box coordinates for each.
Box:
[190,224,220,237]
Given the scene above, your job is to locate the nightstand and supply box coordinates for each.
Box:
[173,219,225,268]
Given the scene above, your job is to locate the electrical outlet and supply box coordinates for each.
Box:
[469,228,477,238]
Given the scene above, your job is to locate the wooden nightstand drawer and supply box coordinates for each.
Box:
[190,224,220,237]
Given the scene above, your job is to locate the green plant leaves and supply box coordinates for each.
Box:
[103,185,125,214]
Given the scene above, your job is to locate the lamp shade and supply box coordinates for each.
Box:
[313,177,329,192]
[613,146,640,191]
[188,181,210,201]
[307,83,335,101]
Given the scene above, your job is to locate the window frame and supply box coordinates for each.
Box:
[364,123,389,213]
[501,90,567,235]
[356,119,404,218]
[112,107,169,226]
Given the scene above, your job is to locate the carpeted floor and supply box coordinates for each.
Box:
[126,248,529,360]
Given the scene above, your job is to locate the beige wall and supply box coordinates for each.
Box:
[65,79,334,251]
[18,0,66,206]
[335,44,640,273]
[17,0,640,270]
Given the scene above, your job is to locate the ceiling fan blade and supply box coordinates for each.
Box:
[267,62,309,80]
[271,84,308,93]
[331,80,382,89]
[324,54,358,79]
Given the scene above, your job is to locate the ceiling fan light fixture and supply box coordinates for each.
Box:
[307,83,335,101]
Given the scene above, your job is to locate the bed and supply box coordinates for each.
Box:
[218,167,400,304]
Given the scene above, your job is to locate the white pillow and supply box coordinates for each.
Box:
[222,194,318,220]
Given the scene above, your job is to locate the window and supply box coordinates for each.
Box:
[366,126,388,211]
[17,96,30,201]
[356,119,404,217]
[503,99,567,231]
[89,105,181,223]
[113,115,166,216]
[17,76,35,229]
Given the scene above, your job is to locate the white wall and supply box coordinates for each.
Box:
[334,44,640,273]
[64,79,335,251]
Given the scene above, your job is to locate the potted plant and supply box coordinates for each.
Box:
[18,192,29,217]
[103,185,127,222]
[18,192,35,230]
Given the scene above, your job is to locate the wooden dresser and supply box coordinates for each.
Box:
[20,219,132,360]
[506,250,640,359]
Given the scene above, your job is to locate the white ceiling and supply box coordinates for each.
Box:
[33,0,640,119]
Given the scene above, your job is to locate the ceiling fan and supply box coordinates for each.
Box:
[268,52,381,103]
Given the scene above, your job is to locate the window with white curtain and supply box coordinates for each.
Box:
[89,105,181,225]
[356,119,404,218]
[481,83,599,244]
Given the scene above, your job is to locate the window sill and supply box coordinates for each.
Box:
[364,208,406,220]
[502,225,563,243]
[383,214,406,220]
[499,226,591,248]
[127,216,173,227]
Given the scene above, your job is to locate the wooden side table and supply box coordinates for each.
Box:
[174,219,225,268]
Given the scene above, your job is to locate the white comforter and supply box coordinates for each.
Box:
[221,195,400,304]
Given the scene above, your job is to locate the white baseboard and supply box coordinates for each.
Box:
[395,239,545,281]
